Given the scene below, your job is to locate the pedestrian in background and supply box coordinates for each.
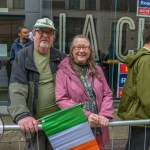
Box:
[8,18,66,150]
[9,26,33,64]
[55,35,113,150]
[118,24,150,150]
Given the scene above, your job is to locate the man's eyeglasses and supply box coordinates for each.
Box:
[73,46,90,51]
[35,29,54,36]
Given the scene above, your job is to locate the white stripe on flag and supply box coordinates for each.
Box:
[48,122,95,150]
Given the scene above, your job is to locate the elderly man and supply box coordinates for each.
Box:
[10,26,33,64]
[8,18,66,150]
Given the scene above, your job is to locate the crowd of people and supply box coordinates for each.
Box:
[7,17,150,150]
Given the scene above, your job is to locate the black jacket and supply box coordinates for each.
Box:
[8,45,66,123]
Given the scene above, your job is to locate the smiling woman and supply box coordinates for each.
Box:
[55,34,113,150]
[72,37,91,64]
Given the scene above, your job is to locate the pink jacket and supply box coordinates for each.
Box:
[55,57,113,145]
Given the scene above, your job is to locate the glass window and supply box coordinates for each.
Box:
[43,1,51,9]
[0,0,148,105]
[65,17,85,52]
[0,60,9,105]
[0,19,24,105]
[100,0,112,11]
[85,0,96,11]
[0,0,7,7]
[69,0,80,10]
[53,17,85,53]
[50,0,139,99]
[13,0,25,9]
[100,0,136,12]
[52,0,65,9]
[115,0,136,12]
[128,0,136,12]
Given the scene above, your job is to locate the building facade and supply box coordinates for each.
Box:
[0,0,150,111]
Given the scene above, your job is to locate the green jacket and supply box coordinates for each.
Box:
[8,45,66,123]
[117,48,150,120]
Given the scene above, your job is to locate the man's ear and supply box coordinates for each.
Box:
[18,32,21,37]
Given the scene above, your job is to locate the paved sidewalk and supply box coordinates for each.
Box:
[106,108,128,150]
[0,115,25,150]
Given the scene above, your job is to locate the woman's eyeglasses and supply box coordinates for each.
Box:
[73,46,90,51]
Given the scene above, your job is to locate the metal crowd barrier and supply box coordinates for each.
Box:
[1,119,150,131]
[0,119,150,150]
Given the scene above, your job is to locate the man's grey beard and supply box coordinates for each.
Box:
[39,41,49,49]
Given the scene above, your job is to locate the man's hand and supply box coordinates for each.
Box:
[18,116,39,133]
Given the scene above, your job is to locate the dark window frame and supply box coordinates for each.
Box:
[13,0,25,9]
[69,0,80,10]
[0,0,7,7]
[100,0,136,12]
[85,0,96,11]
[52,0,65,9]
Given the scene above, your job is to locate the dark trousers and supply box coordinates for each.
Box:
[125,126,150,150]
[25,131,53,150]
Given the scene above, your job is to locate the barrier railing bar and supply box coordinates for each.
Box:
[109,119,150,127]
[1,120,150,130]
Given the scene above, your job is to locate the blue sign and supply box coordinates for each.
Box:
[119,74,127,88]
[138,0,150,7]
[137,0,150,17]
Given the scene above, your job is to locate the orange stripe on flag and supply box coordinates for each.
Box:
[69,139,100,150]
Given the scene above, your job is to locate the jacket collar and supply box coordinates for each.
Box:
[24,45,63,71]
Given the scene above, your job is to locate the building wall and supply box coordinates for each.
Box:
[0,0,150,108]
[24,0,41,30]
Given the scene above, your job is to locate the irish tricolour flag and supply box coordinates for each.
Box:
[39,104,100,150]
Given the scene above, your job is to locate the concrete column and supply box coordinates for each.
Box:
[65,0,69,9]
[24,0,40,30]
[96,0,100,11]
[80,0,85,10]
[7,0,13,8]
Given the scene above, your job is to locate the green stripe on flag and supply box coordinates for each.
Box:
[39,104,87,137]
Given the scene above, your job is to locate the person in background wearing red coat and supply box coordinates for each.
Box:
[55,35,113,150]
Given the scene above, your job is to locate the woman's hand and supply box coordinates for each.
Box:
[98,115,109,127]
[88,113,100,127]
[88,114,109,127]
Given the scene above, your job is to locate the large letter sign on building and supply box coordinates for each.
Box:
[117,63,128,98]
[137,0,150,17]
